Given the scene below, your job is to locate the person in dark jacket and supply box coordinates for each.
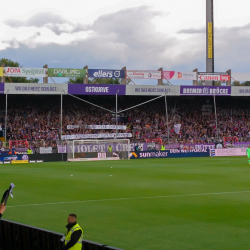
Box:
[63,214,83,250]
[0,203,6,219]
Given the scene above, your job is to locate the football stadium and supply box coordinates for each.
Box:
[1,1,250,250]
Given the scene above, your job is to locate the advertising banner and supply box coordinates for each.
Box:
[48,68,86,78]
[126,70,161,79]
[68,84,126,95]
[67,125,126,130]
[0,152,29,162]
[231,86,250,96]
[130,149,210,159]
[39,147,53,154]
[61,133,132,140]
[198,74,230,81]
[180,86,231,96]
[88,69,125,78]
[0,67,3,77]
[126,85,180,96]
[4,67,46,77]
[210,148,247,157]
[5,83,68,95]
[162,71,197,80]
[58,143,147,153]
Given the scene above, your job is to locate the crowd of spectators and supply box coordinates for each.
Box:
[0,95,250,148]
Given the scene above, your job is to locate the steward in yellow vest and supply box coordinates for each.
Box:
[27,148,32,154]
[63,214,83,250]
[161,144,165,151]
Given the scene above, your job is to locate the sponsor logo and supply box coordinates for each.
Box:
[178,72,182,78]
[29,160,36,163]
[132,152,138,158]
[37,160,44,163]
[148,73,152,78]
[6,68,21,74]
[22,155,29,160]
[12,160,29,164]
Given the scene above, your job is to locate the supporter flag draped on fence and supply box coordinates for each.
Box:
[174,124,181,134]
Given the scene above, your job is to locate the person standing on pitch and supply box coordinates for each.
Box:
[62,214,83,250]
[247,146,250,165]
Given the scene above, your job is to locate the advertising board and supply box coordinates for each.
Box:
[180,86,231,96]
[4,67,46,77]
[88,69,125,78]
[130,149,210,159]
[210,148,247,157]
[4,83,68,95]
[126,85,180,96]
[48,68,86,78]
[231,86,250,96]
[162,71,197,80]
[68,84,126,95]
[126,70,161,79]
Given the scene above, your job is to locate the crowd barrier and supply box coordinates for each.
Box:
[0,219,123,250]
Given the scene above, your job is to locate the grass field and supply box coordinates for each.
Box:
[1,157,250,250]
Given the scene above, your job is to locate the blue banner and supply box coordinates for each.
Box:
[88,69,125,78]
[130,149,210,159]
[0,152,29,162]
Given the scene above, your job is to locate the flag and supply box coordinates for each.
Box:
[174,124,181,134]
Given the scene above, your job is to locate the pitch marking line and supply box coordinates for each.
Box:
[7,190,250,208]
[0,168,43,172]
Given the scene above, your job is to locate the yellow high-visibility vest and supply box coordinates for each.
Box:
[161,145,165,151]
[65,223,83,250]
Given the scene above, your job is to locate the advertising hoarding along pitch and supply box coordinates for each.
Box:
[4,67,46,77]
[48,68,86,78]
[126,70,161,79]
[88,69,125,78]
[180,86,231,96]
[162,71,197,80]
[126,85,180,96]
[4,83,68,95]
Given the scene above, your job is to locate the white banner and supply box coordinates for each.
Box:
[174,124,181,134]
[39,147,52,154]
[126,70,161,79]
[162,71,197,80]
[4,67,46,77]
[126,85,180,96]
[4,83,68,95]
[62,133,132,140]
[67,125,126,130]
[211,148,247,157]
[231,86,250,96]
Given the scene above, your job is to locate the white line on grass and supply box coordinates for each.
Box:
[0,168,43,172]
[7,190,250,208]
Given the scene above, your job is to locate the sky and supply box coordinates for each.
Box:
[0,0,250,84]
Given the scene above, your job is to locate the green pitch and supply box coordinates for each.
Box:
[1,157,250,250]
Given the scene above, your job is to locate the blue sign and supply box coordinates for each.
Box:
[88,69,125,78]
[0,152,29,162]
[130,149,210,159]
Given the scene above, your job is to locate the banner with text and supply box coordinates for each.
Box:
[62,133,132,140]
[88,69,125,78]
[48,68,86,78]
[5,83,68,95]
[180,86,231,96]
[126,70,161,79]
[67,125,127,130]
[126,85,180,96]
[68,84,126,95]
[211,148,246,157]
[231,86,250,96]
[162,71,197,80]
[198,74,230,81]
[4,67,46,77]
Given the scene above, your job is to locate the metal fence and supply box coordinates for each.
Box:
[0,219,123,250]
